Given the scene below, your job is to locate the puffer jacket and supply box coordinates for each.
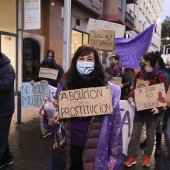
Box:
[45,74,123,170]
[0,53,15,118]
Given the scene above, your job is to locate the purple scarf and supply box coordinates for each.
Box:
[143,67,158,79]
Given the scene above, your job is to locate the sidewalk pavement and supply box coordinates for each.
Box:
[2,97,170,170]
[121,122,170,170]
[2,97,53,170]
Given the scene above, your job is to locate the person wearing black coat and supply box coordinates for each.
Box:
[0,52,15,168]
[105,54,131,100]
[30,49,64,138]
[30,49,64,87]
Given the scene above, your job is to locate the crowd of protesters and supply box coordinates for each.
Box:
[1,45,170,170]
[38,46,170,170]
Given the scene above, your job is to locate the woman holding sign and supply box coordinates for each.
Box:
[124,51,168,167]
[30,49,64,87]
[105,54,131,100]
[30,49,64,138]
[43,45,123,170]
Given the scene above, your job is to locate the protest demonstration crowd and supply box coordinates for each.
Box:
[1,18,170,170]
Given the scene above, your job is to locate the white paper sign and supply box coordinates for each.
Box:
[24,0,41,30]
[86,18,125,38]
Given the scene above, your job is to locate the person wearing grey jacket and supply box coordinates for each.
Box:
[0,52,15,168]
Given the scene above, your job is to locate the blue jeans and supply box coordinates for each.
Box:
[0,115,13,164]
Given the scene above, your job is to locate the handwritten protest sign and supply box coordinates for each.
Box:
[136,79,149,88]
[166,86,170,107]
[134,83,167,111]
[38,67,58,80]
[109,77,122,84]
[58,86,113,119]
[86,18,125,38]
[21,82,49,108]
[89,30,115,51]
[48,86,135,155]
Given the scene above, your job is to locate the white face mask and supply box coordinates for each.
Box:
[76,61,95,75]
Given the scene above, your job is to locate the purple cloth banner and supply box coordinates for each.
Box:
[115,24,155,69]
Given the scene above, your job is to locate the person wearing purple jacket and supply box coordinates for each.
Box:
[0,52,15,168]
[44,45,123,170]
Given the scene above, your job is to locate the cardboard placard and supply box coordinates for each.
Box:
[134,83,167,111]
[38,67,58,80]
[109,77,122,85]
[89,30,115,51]
[86,18,125,38]
[136,79,149,89]
[58,86,113,119]
[166,86,170,107]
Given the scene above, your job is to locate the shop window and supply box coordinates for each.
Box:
[71,30,89,57]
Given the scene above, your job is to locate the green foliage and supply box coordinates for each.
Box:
[161,16,170,39]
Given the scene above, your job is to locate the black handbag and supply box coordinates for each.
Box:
[51,147,66,170]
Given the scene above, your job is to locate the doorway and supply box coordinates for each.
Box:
[23,38,40,82]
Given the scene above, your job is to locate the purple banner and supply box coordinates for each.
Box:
[115,24,155,69]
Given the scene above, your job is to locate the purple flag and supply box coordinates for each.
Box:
[115,24,155,69]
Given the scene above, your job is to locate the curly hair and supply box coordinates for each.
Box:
[143,51,161,68]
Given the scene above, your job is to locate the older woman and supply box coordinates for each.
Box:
[44,45,123,170]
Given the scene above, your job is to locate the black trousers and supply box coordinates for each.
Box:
[0,115,13,165]
[70,145,84,170]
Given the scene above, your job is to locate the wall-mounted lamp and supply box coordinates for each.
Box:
[156,18,161,23]
[161,37,170,41]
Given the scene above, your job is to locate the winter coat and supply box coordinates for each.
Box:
[128,70,168,117]
[45,74,123,170]
[105,66,131,100]
[0,53,15,118]
[33,59,64,87]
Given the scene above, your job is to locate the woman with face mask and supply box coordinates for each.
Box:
[43,45,123,170]
[30,49,64,138]
[30,49,64,87]
[124,52,168,167]
[105,54,131,100]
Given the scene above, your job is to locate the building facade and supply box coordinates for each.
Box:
[126,0,163,51]
[0,0,163,91]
